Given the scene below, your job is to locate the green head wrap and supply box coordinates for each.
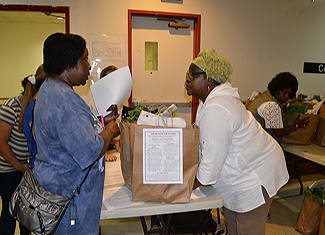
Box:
[192,49,233,83]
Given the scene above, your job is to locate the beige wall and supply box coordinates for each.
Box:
[0,21,64,98]
[0,0,324,103]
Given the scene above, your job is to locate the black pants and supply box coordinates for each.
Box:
[0,171,31,235]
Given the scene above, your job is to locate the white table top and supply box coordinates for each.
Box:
[100,152,223,219]
[282,143,325,166]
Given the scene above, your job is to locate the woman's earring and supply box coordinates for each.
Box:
[207,86,211,92]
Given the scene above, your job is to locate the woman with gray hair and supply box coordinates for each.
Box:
[186,49,289,235]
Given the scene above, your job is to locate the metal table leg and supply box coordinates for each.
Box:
[293,156,304,195]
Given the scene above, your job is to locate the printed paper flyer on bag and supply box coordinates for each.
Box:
[142,128,183,184]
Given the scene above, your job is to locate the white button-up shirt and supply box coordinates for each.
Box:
[195,82,289,213]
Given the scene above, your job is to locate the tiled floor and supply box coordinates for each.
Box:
[9,174,325,235]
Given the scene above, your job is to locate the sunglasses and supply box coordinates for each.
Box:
[186,71,206,82]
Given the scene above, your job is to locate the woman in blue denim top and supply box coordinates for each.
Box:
[32,33,120,235]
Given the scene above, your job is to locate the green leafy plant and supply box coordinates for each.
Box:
[122,104,172,122]
[297,93,308,102]
[304,187,325,207]
[286,102,313,116]
[297,93,322,102]
[311,94,322,102]
[122,105,149,122]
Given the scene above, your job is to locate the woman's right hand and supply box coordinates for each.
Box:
[104,104,119,124]
[17,163,29,173]
[103,113,119,124]
[99,121,120,158]
[105,121,120,139]
[295,114,310,129]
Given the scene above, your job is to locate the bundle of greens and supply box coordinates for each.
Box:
[304,187,325,207]
[122,105,164,122]
[297,93,308,101]
[286,93,314,116]
[297,93,322,102]
[311,94,323,102]
[122,105,149,122]
[286,102,313,116]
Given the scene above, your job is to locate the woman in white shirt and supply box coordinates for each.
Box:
[185,49,289,235]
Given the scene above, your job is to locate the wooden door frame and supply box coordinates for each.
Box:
[0,4,70,33]
[128,9,201,124]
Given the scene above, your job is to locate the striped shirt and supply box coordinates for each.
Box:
[0,97,29,173]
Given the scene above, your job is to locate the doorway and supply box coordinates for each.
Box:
[0,4,69,101]
[128,10,201,124]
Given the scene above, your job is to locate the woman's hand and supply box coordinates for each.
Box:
[16,163,29,173]
[104,104,119,124]
[105,121,120,138]
[294,114,310,129]
[103,113,119,124]
[98,121,120,159]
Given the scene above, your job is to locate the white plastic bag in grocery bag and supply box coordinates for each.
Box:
[137,110,186,128]
[306,99,325,115]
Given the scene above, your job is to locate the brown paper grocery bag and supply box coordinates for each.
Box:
[119,122,133,189]
[319,204,325,235]
[295,195,322,235]
[283,114,320,145]
[318,104,325,118]
[119,122,200,203]
[314,117,325,147]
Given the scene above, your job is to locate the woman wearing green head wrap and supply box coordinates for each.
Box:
[186,49,289,235]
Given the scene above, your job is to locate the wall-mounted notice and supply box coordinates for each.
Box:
[143,128,183,184]
[303,62,325,74]
[88,34,126,81]
[89,34,125,61]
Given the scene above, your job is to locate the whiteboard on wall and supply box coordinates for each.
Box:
[88,34,127,81]
[132,16,194,105]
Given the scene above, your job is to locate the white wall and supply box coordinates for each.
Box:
[1,0,324,102]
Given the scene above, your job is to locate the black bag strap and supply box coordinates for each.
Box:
[72,161,96,198]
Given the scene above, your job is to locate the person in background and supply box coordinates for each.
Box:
[186,49,289,235]
[246,72,309,144]
[32,32,120,234]
[17,64,48,168]
[0,77,31,235]
[99,65,121,161]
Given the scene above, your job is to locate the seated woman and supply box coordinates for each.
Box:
[246,72,309,143]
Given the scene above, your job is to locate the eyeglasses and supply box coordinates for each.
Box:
[186,71,206,82]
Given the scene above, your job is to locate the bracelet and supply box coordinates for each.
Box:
[295,124,298,130]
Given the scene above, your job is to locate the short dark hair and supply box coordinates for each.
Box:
[43,32,86,75]
[267,72,298,99]
[100,65,118,79]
